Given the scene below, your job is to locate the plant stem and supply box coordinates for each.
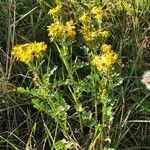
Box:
[54,42,73,80]
[61,54,73,80]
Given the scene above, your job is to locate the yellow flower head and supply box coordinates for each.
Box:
[80,25,90,33]
[91,55,108,72]
[83,30,100,42]
[91,6,104,20]
[101,44,112,53]
[80,26,102,43]
[12,42,47,64]
[99,31,109,38]
[105,51,119,65]
[91,51,119,73]
[83,32,93,42]
[48,21,76,40]
[65,20,76,39]
[48,5,62,18]
[79,12,90,24]
[48,22,64,40]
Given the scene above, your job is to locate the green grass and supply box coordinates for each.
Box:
[0,0,150,149]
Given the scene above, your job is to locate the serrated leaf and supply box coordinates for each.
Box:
[17,87,30,93]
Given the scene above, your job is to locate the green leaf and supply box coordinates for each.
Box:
[55,140,66,150]
[32,98,51,114]
[17,87,30,93]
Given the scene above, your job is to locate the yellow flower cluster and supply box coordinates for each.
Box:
[80,26,109,42]
[79,12,90,24]
[91,6,104,20]
[81,26,99,42]
[12,42,47,63]
[79,6,108,43]
[99,31,109,38]
[91,44,119,72]
[79,6,104,22]
[65,21,76,38]
[48,20,76,40]
[48,22,64,39]
[101,44,112,53]
[48,5,62,18]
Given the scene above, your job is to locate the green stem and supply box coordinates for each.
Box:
[102,103,106,125]
[95,100,98,121]
[54,41,73,80]
[61,55,73,80]
[68,86,83,134]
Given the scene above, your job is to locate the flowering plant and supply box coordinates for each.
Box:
[12,1,122,149]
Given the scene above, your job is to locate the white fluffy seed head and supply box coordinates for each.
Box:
[141,71,150,90]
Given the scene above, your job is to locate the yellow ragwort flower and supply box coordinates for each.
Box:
[81,25,102,42]
[101,44,112,53]
[83,31,95,42]
[48,21,76,40]
[92,55,107,72]
[12,42,47,63]
[99,31,109,38]
[91,50,119,73]
[91,6,104,20]
[105,51,118,65]
[48,5,62,18]
[83,31,100,42]
[48,22,64,40]
[80,25,90,33]
[79,12,90,24]
[65,20,76,39]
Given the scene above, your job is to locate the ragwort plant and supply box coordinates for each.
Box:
[11,1,123,149]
